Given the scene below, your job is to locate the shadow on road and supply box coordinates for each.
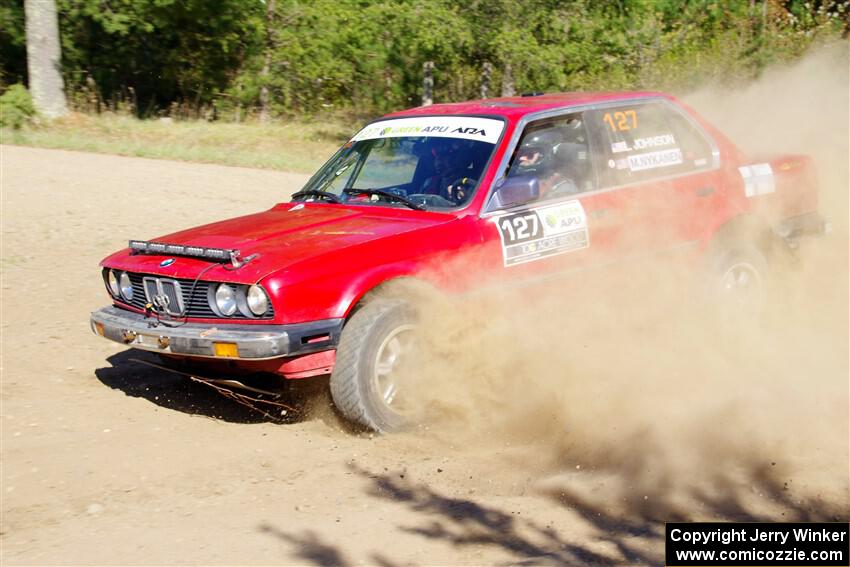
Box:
[258,523,401,567]
[94,349,333,425]
[258,463,657,566]
[258,460,849,566]
[351,463,644,566]
[258,525,354,567]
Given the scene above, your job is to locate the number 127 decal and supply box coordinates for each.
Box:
[603,110,638,131]
[494,201,590,267]
[498,212,540,244]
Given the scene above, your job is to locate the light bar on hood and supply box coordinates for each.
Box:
[129,240,238,262]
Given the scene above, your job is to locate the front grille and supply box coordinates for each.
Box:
[142,277,184,316]
[111,271,274,320]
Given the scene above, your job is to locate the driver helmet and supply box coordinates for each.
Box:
[514,127,565,177]
[430,137,462,157]
[430,138,469,176]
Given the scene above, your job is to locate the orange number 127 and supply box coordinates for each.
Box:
[603,110,637,131]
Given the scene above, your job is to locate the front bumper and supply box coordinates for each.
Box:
[90,306,342,360]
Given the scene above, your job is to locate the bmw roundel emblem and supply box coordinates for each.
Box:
[160,258,175,267]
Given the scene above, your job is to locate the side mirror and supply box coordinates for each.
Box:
[489,176,540,209]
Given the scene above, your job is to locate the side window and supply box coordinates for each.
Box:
[595,102,714,187]
[505,112,596,203]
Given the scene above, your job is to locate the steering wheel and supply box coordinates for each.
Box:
[446,177,477,204]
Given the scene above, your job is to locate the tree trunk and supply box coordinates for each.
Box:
[501,62,515,97]
[259,0,276,123]
[480,61,492,99]
[24,0,68,118]
[422,61,434,106]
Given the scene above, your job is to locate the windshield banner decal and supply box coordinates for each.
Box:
[352,117,504,144]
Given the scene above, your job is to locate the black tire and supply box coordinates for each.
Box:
[330,298,417,432]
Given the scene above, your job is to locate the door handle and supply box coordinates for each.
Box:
[696,186,715,197]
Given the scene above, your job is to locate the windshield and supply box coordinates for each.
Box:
[297,116,504,210]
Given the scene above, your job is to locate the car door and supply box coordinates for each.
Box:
[475,110,622,283]
[589,100,723,260]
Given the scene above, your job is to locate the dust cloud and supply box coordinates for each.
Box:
[398,43,849,521]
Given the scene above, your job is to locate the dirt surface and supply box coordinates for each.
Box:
[1,145,847,566]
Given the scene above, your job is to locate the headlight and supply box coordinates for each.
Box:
[107,269,120,297]
[247,285,269,316]
[215,284,237,316]
[119,271,133,301]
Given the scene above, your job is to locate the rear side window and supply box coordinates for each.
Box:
[594,102,714,187]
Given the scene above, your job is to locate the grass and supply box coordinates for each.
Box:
[0,113,349,173]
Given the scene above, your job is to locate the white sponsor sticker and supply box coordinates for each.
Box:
[611,134,675,155]
[351,116,504,144]
[739,163,775,197]
[632,133,676,150]
[627,148,683,172]
[611,140,630,153]
[494,200,589,267]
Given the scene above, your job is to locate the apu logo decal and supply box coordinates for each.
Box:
[160,258,176,267]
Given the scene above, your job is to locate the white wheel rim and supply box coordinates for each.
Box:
[721,261,762,305]
[372,324,416,412]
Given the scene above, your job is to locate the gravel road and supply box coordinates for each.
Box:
[2,145,846,566]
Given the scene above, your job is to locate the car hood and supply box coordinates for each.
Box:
[101,203,457,284]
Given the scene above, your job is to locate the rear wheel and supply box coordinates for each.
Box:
[708,243,770,321]
[330,299,418,432]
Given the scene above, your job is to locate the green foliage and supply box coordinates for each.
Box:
[56,0,265,116]
[0,83,35,129]
[3,0,845,119]
[0,0,27,86]
[246,0,844,115]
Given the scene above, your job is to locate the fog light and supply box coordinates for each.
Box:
[213,342,239,358]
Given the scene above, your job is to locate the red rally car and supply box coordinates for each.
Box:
[91,91,827,432]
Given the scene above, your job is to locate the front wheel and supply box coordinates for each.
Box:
[330,299,418,432]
